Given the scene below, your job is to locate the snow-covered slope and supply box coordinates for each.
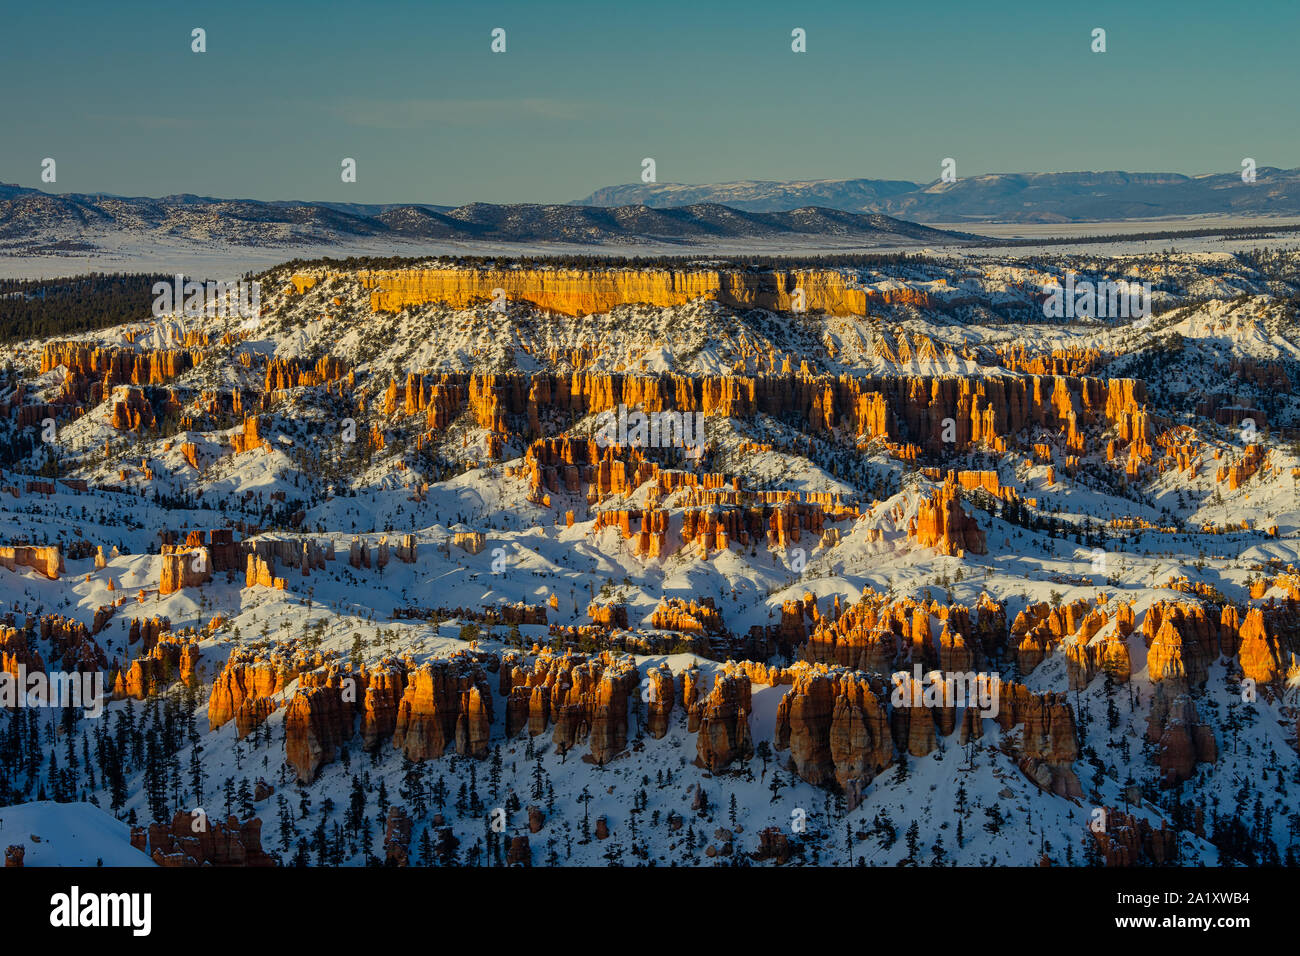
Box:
[1,247,1298,868]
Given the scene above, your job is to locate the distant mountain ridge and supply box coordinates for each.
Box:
[0,185,974,251]
[576,168,1300,222]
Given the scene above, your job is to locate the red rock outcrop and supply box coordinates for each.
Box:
[208,645,326,736]
[0,624,46,683]
[146,811,275,867]
[108,385,157,430]
[909,481,986,556]
[547,653,638,764]
[1089,809,1178,866]
[391,656,493,761]
[361,660,408,751]
[507,834,531,866]
[451,531,486,554]
[754,826,794,864]
[1012,597,1103,676]
[1142,601,1219,690]
[0,545,63,580]
[264,354,349,392]
[1146,685,1217,788]
[650,597,726,636]
[803,588,1006,673]
[994,683,1081,798]
[159,547,213,595]
[383,806,412,866]
[360,361,1149,470]
[644,664,676,739]
[112,637,200,700]
[774,662,893,789]
[1065,629,1132,690]
[1237,608,1285,686]
[128,616,171,652]
[285,667,358,783]
[40,614,108,673]
[41,342,201,388]
[587,603,629,629]
[693,671,754,771]
[231,416,268,454]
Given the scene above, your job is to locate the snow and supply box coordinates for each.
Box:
[0,802,155,867]
[1,244,1298,866]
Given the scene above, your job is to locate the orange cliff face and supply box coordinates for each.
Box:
[263,355,349,392]
[644,663,676,739]
[112,637,201,700]
[1141,601,1222,691]
[295,267,908,317]
[1065,628,1132,689]
[284,667,358,783]
[208,645,330,737]
[1013,596,1113,677]
[0,625,46,679]
[279,652,496,782]
[391,657,494,761]
[910,481,986,557]
[40,342,203,390]
[773,663,893,792]
[501,650,638,746]
[994,344,1110,377]
[40,614,109,673]
[108,386,157,430]
[689,670,754,771]
[802,588,1007,673]
[159,547,213,595]
[1236,607,1291,687]
[1216,444,1268,491]
[128,616,171,652]
[231,416,268,454]
[377,369,1149,460]
[764,658,1079,800]
[503,651,641,765]
[0,545,64,580]
[650,597,726,636]
[993,683,1082,798]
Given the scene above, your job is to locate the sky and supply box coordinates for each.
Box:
[1,0,1295,205]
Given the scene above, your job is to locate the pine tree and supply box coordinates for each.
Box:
[930,834,947,866]
[904,820,921,864]
[489,745,503,801]
[468,764,483,815]
[531,756,546,800]
[277,795,294,852]
[188,744,204,805]
[578,786,592,843]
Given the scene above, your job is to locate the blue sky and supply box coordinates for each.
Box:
[1,0,1295,204]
